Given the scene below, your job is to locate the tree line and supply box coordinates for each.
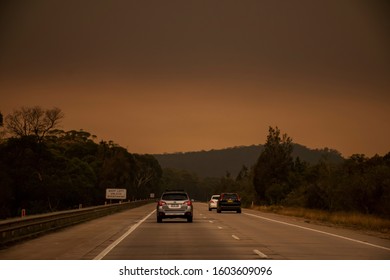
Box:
[1,108,389,219]
[160,127,390,219]
[154,143,343,179]
[252,127,390,218]
[0,107,162,218]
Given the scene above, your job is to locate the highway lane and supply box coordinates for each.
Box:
[100,209,263,260]
[101,203,390,260]
[213,209,390,260]
[0,202,389,260]
[0,203,156,260]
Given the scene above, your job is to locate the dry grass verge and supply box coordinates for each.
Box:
[251,205,390,238]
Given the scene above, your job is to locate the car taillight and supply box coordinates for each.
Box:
[158,200,166,206]
[183,200,192,206]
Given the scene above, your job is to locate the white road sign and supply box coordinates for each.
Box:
[106,188,127,200]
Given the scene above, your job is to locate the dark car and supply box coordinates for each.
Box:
[156,190,193,223]
[217,193,241,213]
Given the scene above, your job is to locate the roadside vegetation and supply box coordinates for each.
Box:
[252,205,390,235]
[1,107,389,232]
[160,126,390,234]
[0,107,162,219]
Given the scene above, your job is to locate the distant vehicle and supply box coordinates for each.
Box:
[156,190,193,223]
[217,193,241,213]
[208,194,220,211]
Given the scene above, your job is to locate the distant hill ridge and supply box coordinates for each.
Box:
[153,144,343,178]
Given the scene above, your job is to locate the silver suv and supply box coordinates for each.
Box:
[156,191,193,223]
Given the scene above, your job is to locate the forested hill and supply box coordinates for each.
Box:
[153,144,343,178]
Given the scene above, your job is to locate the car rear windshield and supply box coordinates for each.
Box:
[211,196,220,199]
[222,193,238,200]
[162,193,188,201]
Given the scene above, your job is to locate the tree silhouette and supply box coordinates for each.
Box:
[253,126,293,204]
[5,106,64,142]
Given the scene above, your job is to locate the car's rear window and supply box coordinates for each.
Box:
[211,196,220,199]
[162,193,188,201]
[222,193,238,200]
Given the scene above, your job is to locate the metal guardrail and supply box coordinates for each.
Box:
[0,200,152,247]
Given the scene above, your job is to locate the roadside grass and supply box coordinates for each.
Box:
[251,205,390,235]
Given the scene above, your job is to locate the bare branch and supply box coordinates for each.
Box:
[5,106,64,141]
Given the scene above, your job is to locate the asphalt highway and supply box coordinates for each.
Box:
[0,203,389,260]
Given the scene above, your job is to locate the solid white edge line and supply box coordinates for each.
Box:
[93,209,156,260]
[253,249,269,259]
[232,234,240,240]
[244,212,390,251]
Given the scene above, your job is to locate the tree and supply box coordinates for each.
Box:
[235,165,257,207]
[132,154,162,199]
[5,106,64,142]
[253,126,294,204]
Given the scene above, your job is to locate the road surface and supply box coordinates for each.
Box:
[0,202,389,260]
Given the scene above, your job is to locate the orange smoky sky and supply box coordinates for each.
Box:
[1,0,389,157]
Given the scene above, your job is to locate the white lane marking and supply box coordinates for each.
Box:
[244,212,390,251]
[253,249,269,259]
[94,210,155,260]
[209,220,214,223]
[218,226,223,229]
[232,234,240,240]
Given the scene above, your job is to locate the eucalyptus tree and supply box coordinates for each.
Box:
[5,106,64,142]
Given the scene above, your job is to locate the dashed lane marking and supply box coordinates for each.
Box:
[232,234,240,240]
[253,249,269,259]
